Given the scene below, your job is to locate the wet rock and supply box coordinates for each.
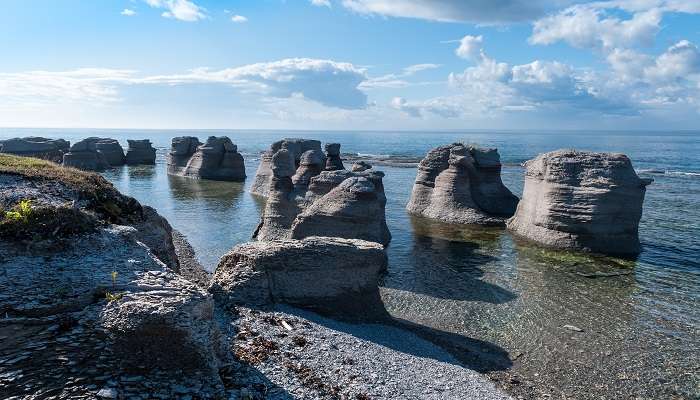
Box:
[125,139,156,165]
[0,137,70,163]
[209,237,387,311]
[324,143,344,171]
[251,138,323,197]
[167,136,246,182]
[406,144,518,226]
[506,149,652,255]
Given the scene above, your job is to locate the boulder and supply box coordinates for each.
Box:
[406,144,518,226]
[250,138,323,197]
[209,237,387,311]
[324,143,345,171]
[351,161,372,172]
[125,139,156,165]
[0,136,70,163]
[167,136,246,182]
[506,150,652,255]
[62,138,112,171]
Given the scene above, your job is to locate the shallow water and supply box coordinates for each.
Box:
[2,128,698,398]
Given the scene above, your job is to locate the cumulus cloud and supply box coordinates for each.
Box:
[310,0,332,7]
[0,59,369,110]
[121,9,136,16]
[231,15,248,23]
[455,35,484,60]
[144,0,206,22]
[340,0,583,24]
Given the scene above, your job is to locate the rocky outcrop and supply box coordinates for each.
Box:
[0,156,224,398]
[254,151,391,246]
[324,143,345,171]
[506,150,652,255]
[0,137,70,163]
[251,138,323,197]
[62,137,126,171]
[167,136,246,181]
[406,144,519,226]
[209,237,387,312]
[292,149,325,192]
[351,161,372,172]
[125,139,156,165]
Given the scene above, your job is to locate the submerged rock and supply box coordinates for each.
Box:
[406,144,518,226]
[251,138,323,197]
[209,237,387,312]
[0,136,70,163]
[167,136,246,181]
[125,139,156,165]
[506,149,652,255]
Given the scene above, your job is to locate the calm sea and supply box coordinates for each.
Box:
[2,128,698,398]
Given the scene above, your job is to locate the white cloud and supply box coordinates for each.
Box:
[231,15,248,23]
[340,0,583,24]
[310,0,332,7]
[144,0,206,22]
[455,35,484,60]
[362,63,440,89]
[121,9,137,16]
[0,59,369,110]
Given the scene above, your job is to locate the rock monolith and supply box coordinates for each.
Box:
[167,136,246,181]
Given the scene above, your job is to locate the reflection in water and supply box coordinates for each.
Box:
[127,165,156,180]
[167,174,244,208]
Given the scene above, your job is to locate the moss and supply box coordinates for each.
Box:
[0,154,142,222]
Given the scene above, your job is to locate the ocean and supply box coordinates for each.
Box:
[1,128,698,398]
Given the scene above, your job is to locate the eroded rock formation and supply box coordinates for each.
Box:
[125,139,157,165]
[251,138,323,196]
[324,143,344,171]
[209,237,387,312]
[506,149,652,255]
[254,147,391,246]
[62,137,126,171]
[406,143,518,226]
[0,137,70,163]
[167,136,246,181]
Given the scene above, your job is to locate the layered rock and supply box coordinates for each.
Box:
[253,149,300,241]
[324,143,345,171]
[125,139,157,165]
[406,144,519,226]
[209,237,387,311]
[250,138,323,196]
[506,150,652,255]
[167,136,246,181]
[292,149,325,192]
[0,136,70,163]
[62,137,126,171]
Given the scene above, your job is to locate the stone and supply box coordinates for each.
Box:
[250,138,323,197]
[94,139,126,166]
[253,149,300,242]
[209,237,387,310]
[406,143,518,226]
[0,137,70,163]
[167,136,246,182]
[506,149,652,256]
[62,138,113,171]
[324,143,344,171]
[292,150,325,192]
[351,161,372,172]
[125,139,156,165]
[97,387,118,399]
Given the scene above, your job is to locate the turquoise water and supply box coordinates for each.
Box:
[1,128,698,398]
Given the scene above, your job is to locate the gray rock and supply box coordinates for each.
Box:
[324,143,344,171]
[125,139,156,165]
[94,139,126,166]
[209,237,387,311]
[506,149,652,255]
[251,138,323,197]
[253,150,300,242]
[62,138,113,171]
[351,161,372,172]
[0,136,70,163]
[292,150,325,192]
[406,144,518,226]
[167,136,246,182]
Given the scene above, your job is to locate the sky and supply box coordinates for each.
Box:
[1,0,699,130]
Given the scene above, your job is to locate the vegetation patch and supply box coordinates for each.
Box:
[0,200,97,241]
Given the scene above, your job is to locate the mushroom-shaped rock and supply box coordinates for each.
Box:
[167,136,246,181]
[251,138,323,196]
[0,137,70,163]
[324,143,345,171]
[292,149,325,192]
[506,150,652,256]
[253,149,300,242]
[125,139,156,165]
[209,237,387,312]
[291,176,391,246]
[62,138,112,171]
[406,143,518,226]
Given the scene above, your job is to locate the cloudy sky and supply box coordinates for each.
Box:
[1,0,699,130]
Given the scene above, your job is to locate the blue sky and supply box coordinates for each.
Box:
[1,0,699,130]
